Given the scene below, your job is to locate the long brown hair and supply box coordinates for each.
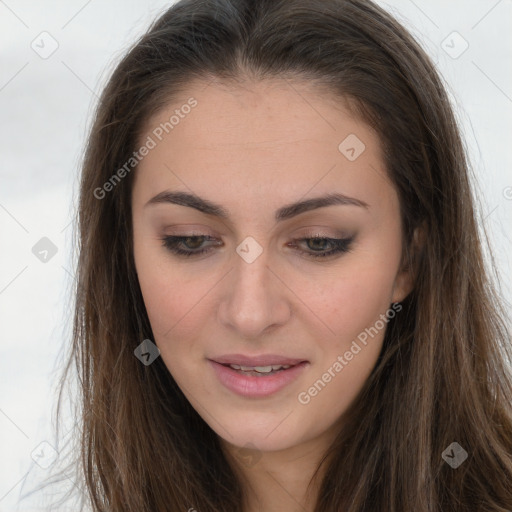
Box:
[52,0,512,510]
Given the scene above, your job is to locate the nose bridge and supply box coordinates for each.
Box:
[218,240,290,338]
[233,244,270,294]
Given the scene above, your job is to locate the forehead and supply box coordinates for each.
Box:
[132,78,394,218]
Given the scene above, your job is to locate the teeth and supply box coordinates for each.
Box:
[244,365,273,373]
[229,364,291,372]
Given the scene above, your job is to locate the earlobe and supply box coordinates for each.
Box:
[391,265,414,304]
[391,223,426,303]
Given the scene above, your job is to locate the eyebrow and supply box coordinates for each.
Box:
[144,190,369,222]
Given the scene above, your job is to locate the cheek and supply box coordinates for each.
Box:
[137,265,203,339]
[133,242,217,364]
[298,255,400,348]
[328,272,394,337]
[133,238,182,337]
[293,270,396,436]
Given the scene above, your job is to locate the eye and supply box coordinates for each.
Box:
[160,234,354,259]
[287,235,354,258]
[160,235,220,258]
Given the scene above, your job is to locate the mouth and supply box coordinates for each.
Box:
[209,354,308,376]
[220,363,295,377]
[207,355,310,397]
[210,354,307,367]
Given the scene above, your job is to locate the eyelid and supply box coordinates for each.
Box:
[162,229,350,244]
[296,228,350,239]
[162,227,215,236]
[160,232,355,260]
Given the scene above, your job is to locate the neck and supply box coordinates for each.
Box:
[221,428,338,512]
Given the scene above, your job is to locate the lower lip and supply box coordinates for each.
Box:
[208,360,309,398]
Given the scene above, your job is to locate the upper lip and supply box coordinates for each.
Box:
[209,354,308,367]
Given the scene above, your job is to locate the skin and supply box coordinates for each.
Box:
[131,78,414,512]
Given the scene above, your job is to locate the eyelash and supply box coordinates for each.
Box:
[160,234,354,259]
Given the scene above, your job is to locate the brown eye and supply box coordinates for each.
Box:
[182,236,207,250]
[288,236,355,259]
[306,238,331,251]
[160,235,221,257]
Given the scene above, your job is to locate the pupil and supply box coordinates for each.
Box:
[185,236,204,249]
[309,238,327,250]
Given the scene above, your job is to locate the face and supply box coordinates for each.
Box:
[131,78,413,455]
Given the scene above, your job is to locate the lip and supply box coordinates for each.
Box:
[208,359,309,398]
[209,354,308,367]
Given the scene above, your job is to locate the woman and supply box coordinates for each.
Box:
[56,0,512,510]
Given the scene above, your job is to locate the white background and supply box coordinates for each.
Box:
[1,1,511,510]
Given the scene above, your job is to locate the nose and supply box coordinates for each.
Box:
[217,247,291,340]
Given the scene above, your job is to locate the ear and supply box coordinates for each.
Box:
[391,222,426,303]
